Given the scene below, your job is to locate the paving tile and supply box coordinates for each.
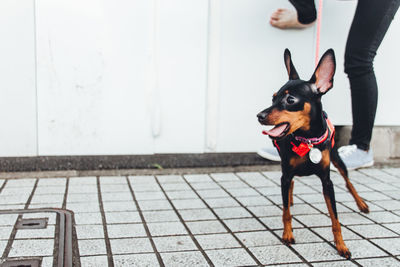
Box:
[191,181,220,190]
[101,192,133,202]
[336,212,374,226]
[365,211,400,224]
[275,228,324,244]
[131,184,161,192]
[248,205,282,217]
[213,207,252,219]
[346,239,388,259]
[142,210,180,223]
[147,222,188,236]
[67,185,97,194]
[15,225,56,239]
[113,254,159,267]
[260,216,303,230]
[206,248,257,266]
[67,202,100,213]
[223,218,265,232]
[161,251,209,267]
[371,238,400,256]
[210,173,239,182]
[250,245,302,265]
[107,223,147,238]
[37,178,67,187]
[105,211,141,224]
[0,240,7,253]
[110,238,153,254]
[153,235,197,252]
[236,195,273,206]
[30,194,64,204]
[67,193,98,203]
[9,239,54,257]
[382,223,400,235]
[356,257,400,267]
[204,197,240,208]
[80,255,109,267]
[69,177,97,186]
[257,186,281,196]
[138,200,172,211]
[0,214,20,226]
[295,214,332,227]
[0,226,13,240]
[41,257,53,267]
[172,199,206,210]
[312,260,356,266]
[297,193,327,204]
[218,181,248,189]
[195,233,241,250]
[74,212,103,225]
[99,176,127,184]
[78,239,107,256]
[375,200,400,211]
[161,183,192,192]
[312,202,353,214]
[184,174,213,183]
[186,220,227,235]
[6,179,36,187]
[312,226,362,242]
[165,190,198,200]
[348,224,398,238]
[0,194,30,205]
[102,201,137,212]
[225,188,260,197]
[197,189,229,198]
[1,188,33,196]
[100,184,130,193]
[235,230,281,247]
[76,225,104,239]
[178,208,216,221]
[291,242,342,261]
[29,202,63,209]
[129,175,157,184]
[359,191,392,201]
[157,175,184,184]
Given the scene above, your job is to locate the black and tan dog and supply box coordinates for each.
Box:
[257,49,369,259]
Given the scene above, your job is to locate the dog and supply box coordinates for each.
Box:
[257,49,369,259]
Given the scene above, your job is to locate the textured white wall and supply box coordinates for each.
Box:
[0,0,399,156]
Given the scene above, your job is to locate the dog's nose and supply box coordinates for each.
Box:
[257,112,267,122]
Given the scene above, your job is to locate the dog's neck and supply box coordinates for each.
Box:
[293,103,327,141]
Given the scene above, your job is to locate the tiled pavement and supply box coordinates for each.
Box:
[0,168,400,266]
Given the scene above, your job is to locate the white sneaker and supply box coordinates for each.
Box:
[257,145,281,161]
[338,144,374,171]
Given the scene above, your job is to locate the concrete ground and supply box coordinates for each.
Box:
[0,166,399,266]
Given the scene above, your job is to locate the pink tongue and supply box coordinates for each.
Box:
[262,124,287,137]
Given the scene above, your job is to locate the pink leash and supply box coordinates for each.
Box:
[315,0,323,67]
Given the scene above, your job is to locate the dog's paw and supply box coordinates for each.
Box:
[337,246,351,259]
[358,201,370,214]
[282,232,295,245]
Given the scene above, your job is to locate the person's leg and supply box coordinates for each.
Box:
[344,0,400,151]
[270,0,316,29]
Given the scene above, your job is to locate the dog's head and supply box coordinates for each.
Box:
[257,49,336,139]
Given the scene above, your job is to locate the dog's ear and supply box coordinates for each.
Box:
[310,49,336,95]
[284,49,299,80]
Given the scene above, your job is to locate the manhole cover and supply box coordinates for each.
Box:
[0,209,78,267]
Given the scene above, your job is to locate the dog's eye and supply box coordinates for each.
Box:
[286,95,296,105]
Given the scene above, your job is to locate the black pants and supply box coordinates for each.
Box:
[291,0,400,150]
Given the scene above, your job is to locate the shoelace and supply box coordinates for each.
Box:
[338,144,357,158]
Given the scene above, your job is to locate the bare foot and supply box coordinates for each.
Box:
[270,9,314,29]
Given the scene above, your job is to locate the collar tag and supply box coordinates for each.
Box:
[292,142,311,157]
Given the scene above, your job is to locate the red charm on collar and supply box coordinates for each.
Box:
[291,142,310,157]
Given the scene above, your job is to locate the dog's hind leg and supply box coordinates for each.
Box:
[320,172,351,259]
[331,146,369,213]
[281,174,295,244]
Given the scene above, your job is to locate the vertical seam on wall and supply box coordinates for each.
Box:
[205,0,221,152]
[33,0,39,156]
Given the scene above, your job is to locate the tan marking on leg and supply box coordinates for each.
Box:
[320,149,330,169]
[282,207,295,244]
[324,195,351,259]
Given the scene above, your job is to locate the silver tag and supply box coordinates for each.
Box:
[309,147,322,164]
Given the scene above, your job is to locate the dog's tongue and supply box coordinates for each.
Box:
[262,124,287,137]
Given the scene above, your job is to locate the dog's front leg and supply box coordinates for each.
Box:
[281,173,295,244]
[320,172,351,259]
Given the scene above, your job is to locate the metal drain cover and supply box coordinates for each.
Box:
[0,209,78,267]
